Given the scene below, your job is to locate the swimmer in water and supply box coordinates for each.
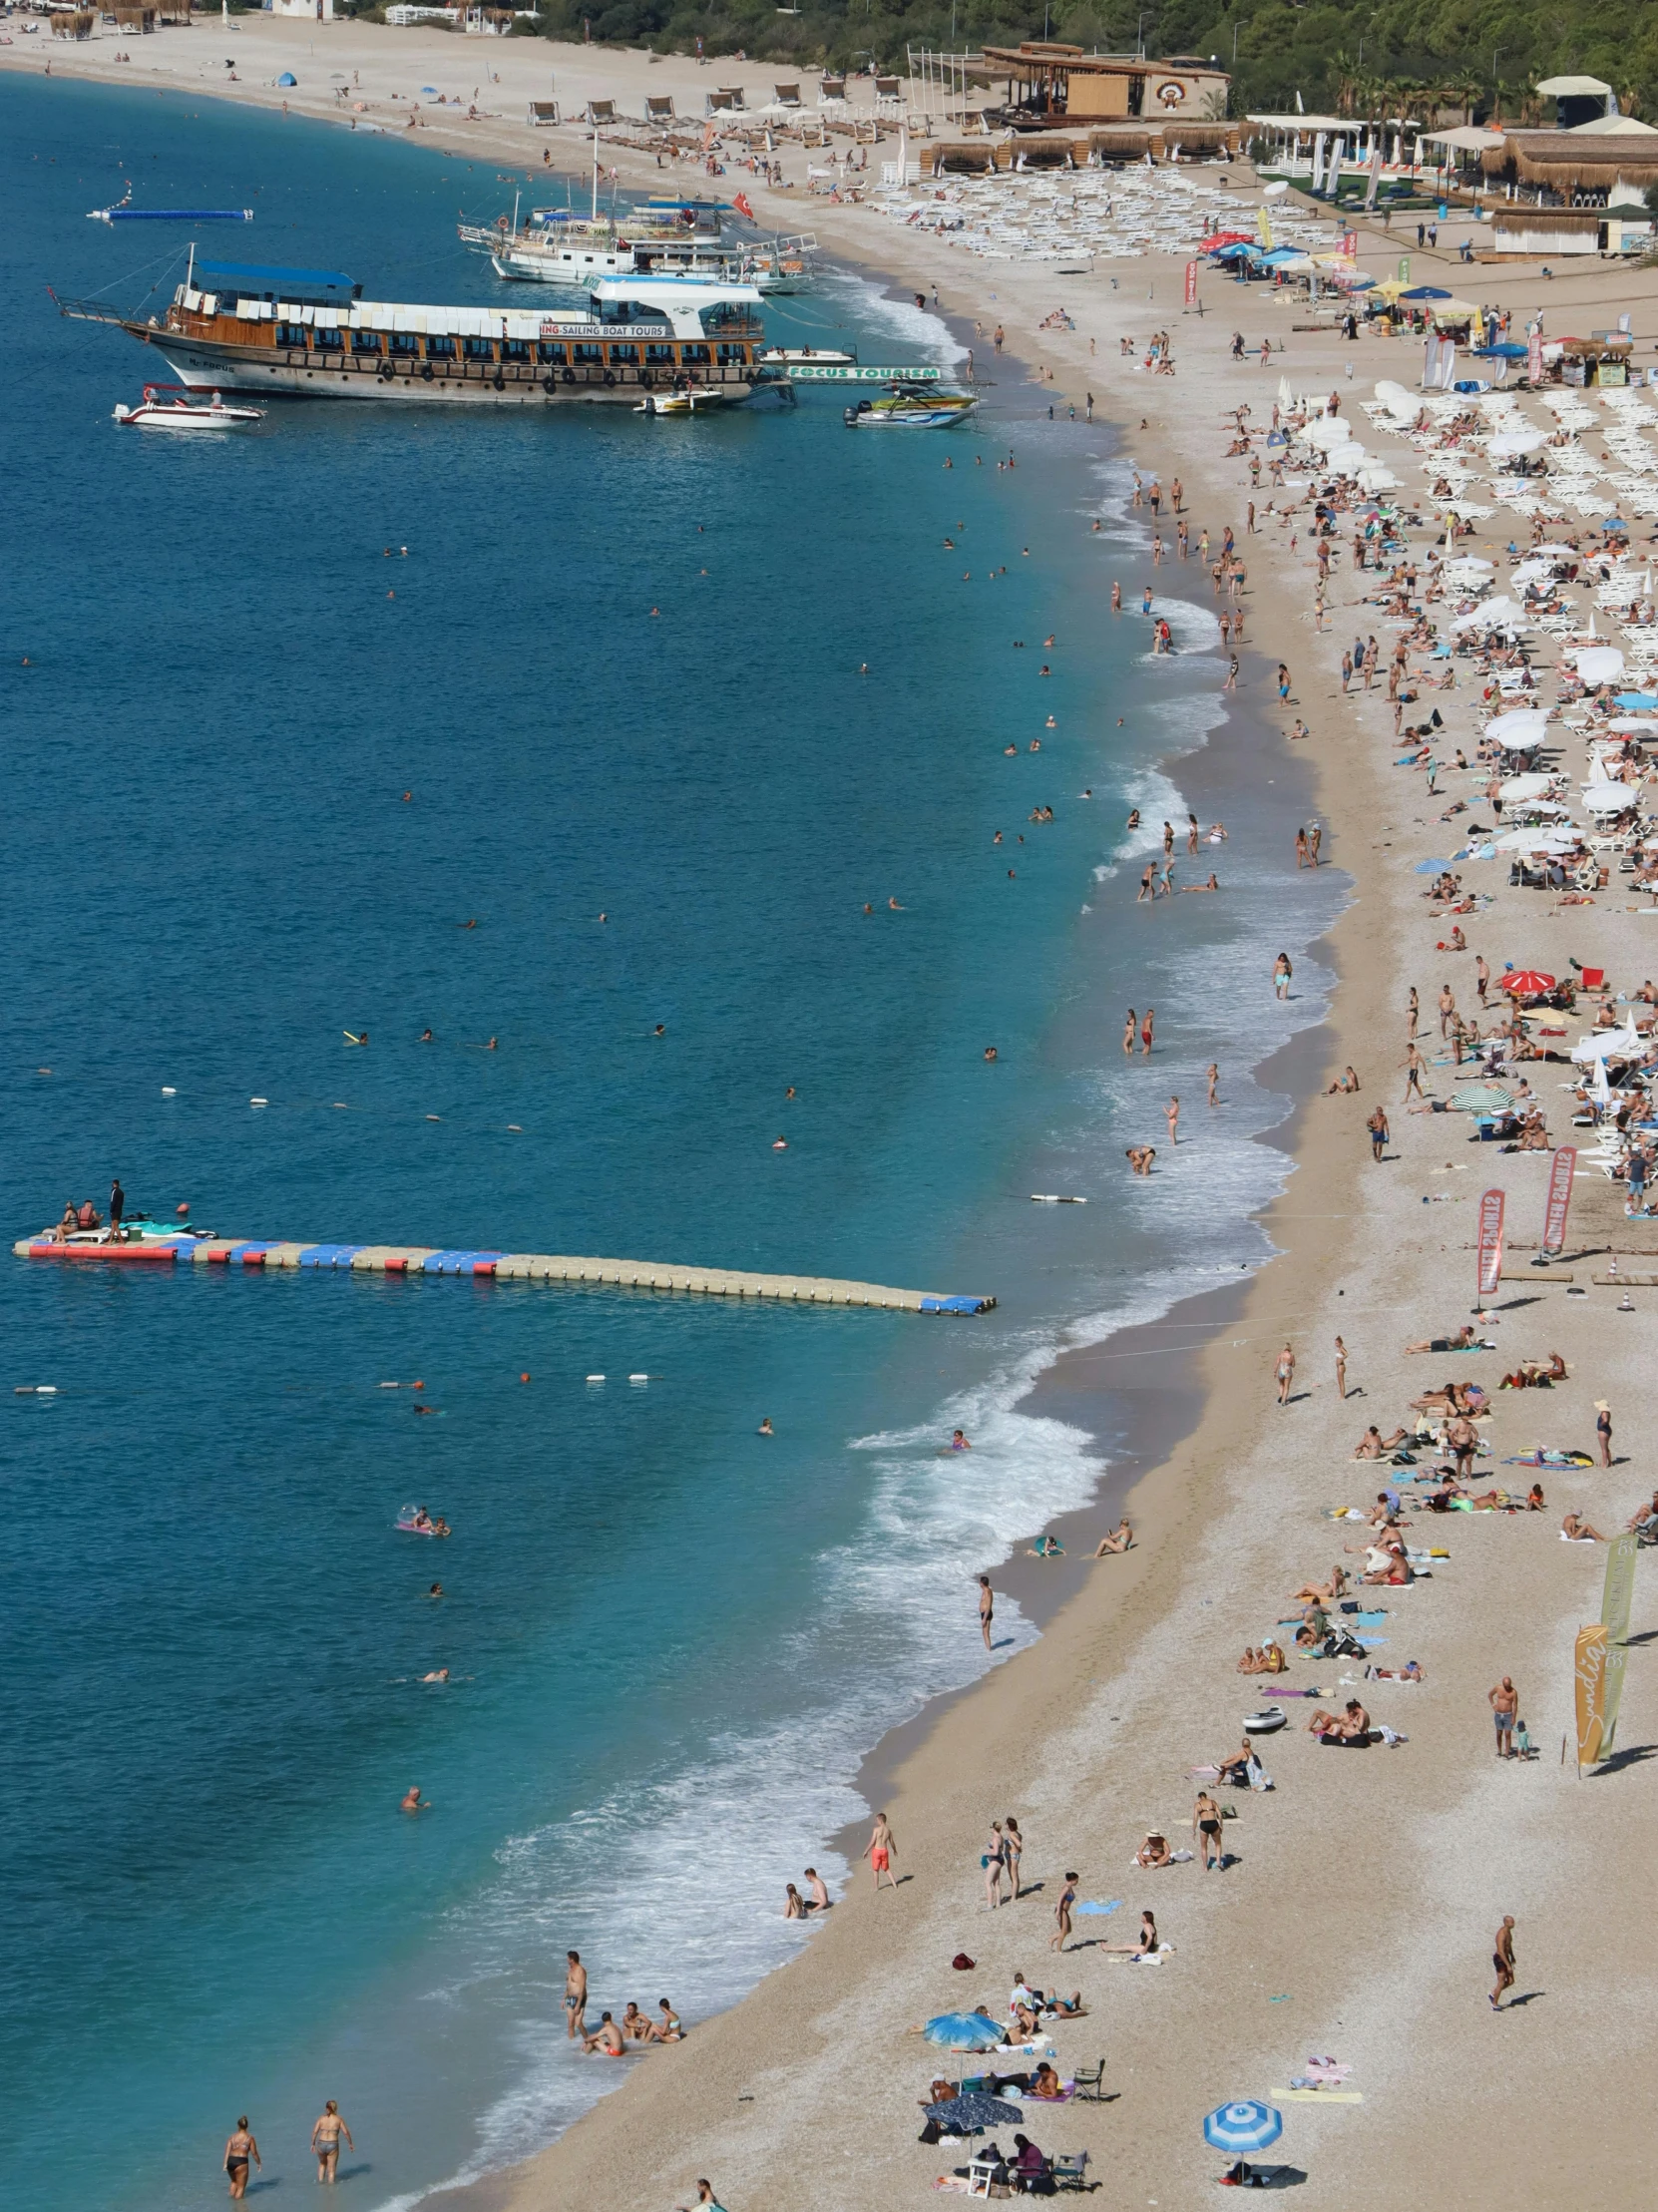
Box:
[420,1668,450,1683]
[984,1046,999,1061]
[419,1029,433,1043]
[653,1024,666,1038]
[427,1582,444,1598]
[889,896,905,910]
[952,1429,973,1451]
[344,1031,368,1046]
[400,1786,430,1813]
[758,1418,774,1436]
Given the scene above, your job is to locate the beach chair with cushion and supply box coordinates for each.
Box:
[1069,2057,1106,2101]
[1052,2150,1090,2192]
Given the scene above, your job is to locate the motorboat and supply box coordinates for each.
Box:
[844,385,978,428]
[114,383,263,430]
[634,386,732,415]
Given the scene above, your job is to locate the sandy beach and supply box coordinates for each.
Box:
[16,23,1658,2205]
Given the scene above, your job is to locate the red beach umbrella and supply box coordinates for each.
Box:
[1500,970,1556,998]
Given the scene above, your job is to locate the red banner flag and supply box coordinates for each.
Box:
[1184,258,1198,306]
[1528,324,1543,383]
[1476,1187,1506,1301]
[733,192,756,222]
[1542,1145,1576,1255]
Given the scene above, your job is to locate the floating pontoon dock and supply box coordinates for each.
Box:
[15,1234,994,1314]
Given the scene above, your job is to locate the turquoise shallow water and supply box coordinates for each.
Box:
[0,76,1345,2209]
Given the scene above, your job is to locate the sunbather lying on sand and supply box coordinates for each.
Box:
[1289,1565,1350,1602]
[1354,1426,1409,1459]
[1345,1535,1413,1583]
[1405,1325,1481,1354]
[1562,1512,1605,1542]
[1367,1660,1424,1681]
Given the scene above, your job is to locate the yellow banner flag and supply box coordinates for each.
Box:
[1600,1535,1638,1754]
[1258,206,1273,251]
[1471,307,1486,348]
[1575,1625,1607,1767]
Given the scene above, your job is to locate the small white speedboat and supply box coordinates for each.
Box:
[634,387,729,416]
[844,386,978,429]
[113,383,264,432]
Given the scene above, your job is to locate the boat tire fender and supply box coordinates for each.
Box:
[639,368,652,389]
[562,366,574,384]
[493,371,505,391]
[603,368,617,387]
[421,363,434,382]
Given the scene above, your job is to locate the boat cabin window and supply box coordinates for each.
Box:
[463,336,497,362]
[425,335,456,359]
[716,342,748,365]
[607,342,639,366]
[573,342,604,365]
[276,321,308,348]
[313,327,343,352]
[389,333,419,358]
[351,331,382,355]
[701,302,750,333]
[502,338,531,363]
[680,342,711,364]
[644,342,675,365]
[536,341,567,364]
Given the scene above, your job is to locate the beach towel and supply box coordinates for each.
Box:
[1073,1901,1122,1916]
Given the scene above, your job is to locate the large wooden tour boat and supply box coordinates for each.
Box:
[57,256,787,408]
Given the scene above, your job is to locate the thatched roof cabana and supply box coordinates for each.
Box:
[1481,128,1658,193]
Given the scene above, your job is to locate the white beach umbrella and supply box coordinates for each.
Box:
[1581,785,1637,812]
[1492,825,1577,851]
[1485,707,1551,743]
[1499,773,1555,799]
[1488,430,1547,457]
[1451,596,1528,632]
[1573,1024,1644,1063]
[1575,646,1627,683]
[1442,556,1495,581]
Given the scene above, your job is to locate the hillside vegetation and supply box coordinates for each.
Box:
[508,0,1658,124]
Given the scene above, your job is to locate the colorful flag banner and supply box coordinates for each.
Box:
[1476,1187,1505,1300]
[1575,1625,1607,1769]
[1185,259,1198,306]
[1542,1146,1576,1254]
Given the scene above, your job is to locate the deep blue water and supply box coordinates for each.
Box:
[0,73,1344,2210]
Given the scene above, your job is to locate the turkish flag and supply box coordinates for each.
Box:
[734,192,755,221]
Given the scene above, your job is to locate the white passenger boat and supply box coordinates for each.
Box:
[459,187,814,294]
[113,383,264,430]
[60,258,785,409]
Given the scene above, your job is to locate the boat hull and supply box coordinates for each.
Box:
[151,338,765,406]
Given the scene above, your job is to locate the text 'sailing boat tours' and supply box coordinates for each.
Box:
[57,255,788,409]
[113,383,264,431]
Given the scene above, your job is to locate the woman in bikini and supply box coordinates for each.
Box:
[1193,1792,1223,1872]
[1003,1816,1024,1900]
[310,2101,353,2185]
[223,2118,260,2201]
[984,1820,1008,1909]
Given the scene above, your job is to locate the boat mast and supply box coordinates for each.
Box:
[186,237,196,291]
[592,127,599,222]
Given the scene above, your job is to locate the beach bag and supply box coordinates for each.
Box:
[952,1953,977,1972]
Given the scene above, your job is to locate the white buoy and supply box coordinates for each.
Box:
[586,1374,606,1383]
[162,1087,177,1098]
[628,1373,649,1383]
[250,1097,268,1107]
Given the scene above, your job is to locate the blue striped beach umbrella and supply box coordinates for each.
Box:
[1203,2100,1283,2155]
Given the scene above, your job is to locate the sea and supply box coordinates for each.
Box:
[0,72,1346,2211]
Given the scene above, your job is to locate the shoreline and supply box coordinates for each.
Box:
[18,35,1658,2210]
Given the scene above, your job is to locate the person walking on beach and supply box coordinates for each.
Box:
[1141,1008,1155,1056]
[1491,1916,1516,2009]
[311,2101,353,2185]
[1404,1043,1427,1102]
[1123,1010,1137,1053]
[1408,986,1420,1039]
[1335,1336,1349,1400]
[1165,1096,1180,1145]
[1489,1676,1519,1758]
[979,1573,995,1651]
[1596,1401,1613,1467]
[223,2119,260,2201]
[1275,1343,1296,1406]
[1194,1789,1223,1871]
[865,1811,898,1892]
[1476,954,1489,1006]
[1137,864,1154,902]
[1050,1871,1078,1952]
[1273,954,1292,1001]
[1439,983,1457,1038]
[565,1951,589,2038]
[1295,826,1310,869]
[1367,1106,1390,1162]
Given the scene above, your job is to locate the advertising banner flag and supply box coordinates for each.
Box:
[1184,259,1198,306]
[1528,323,1543,382]
[1476,1187,1505,1300]
[1541,1146,1576,1255]
[1575,1625,1607,1768]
